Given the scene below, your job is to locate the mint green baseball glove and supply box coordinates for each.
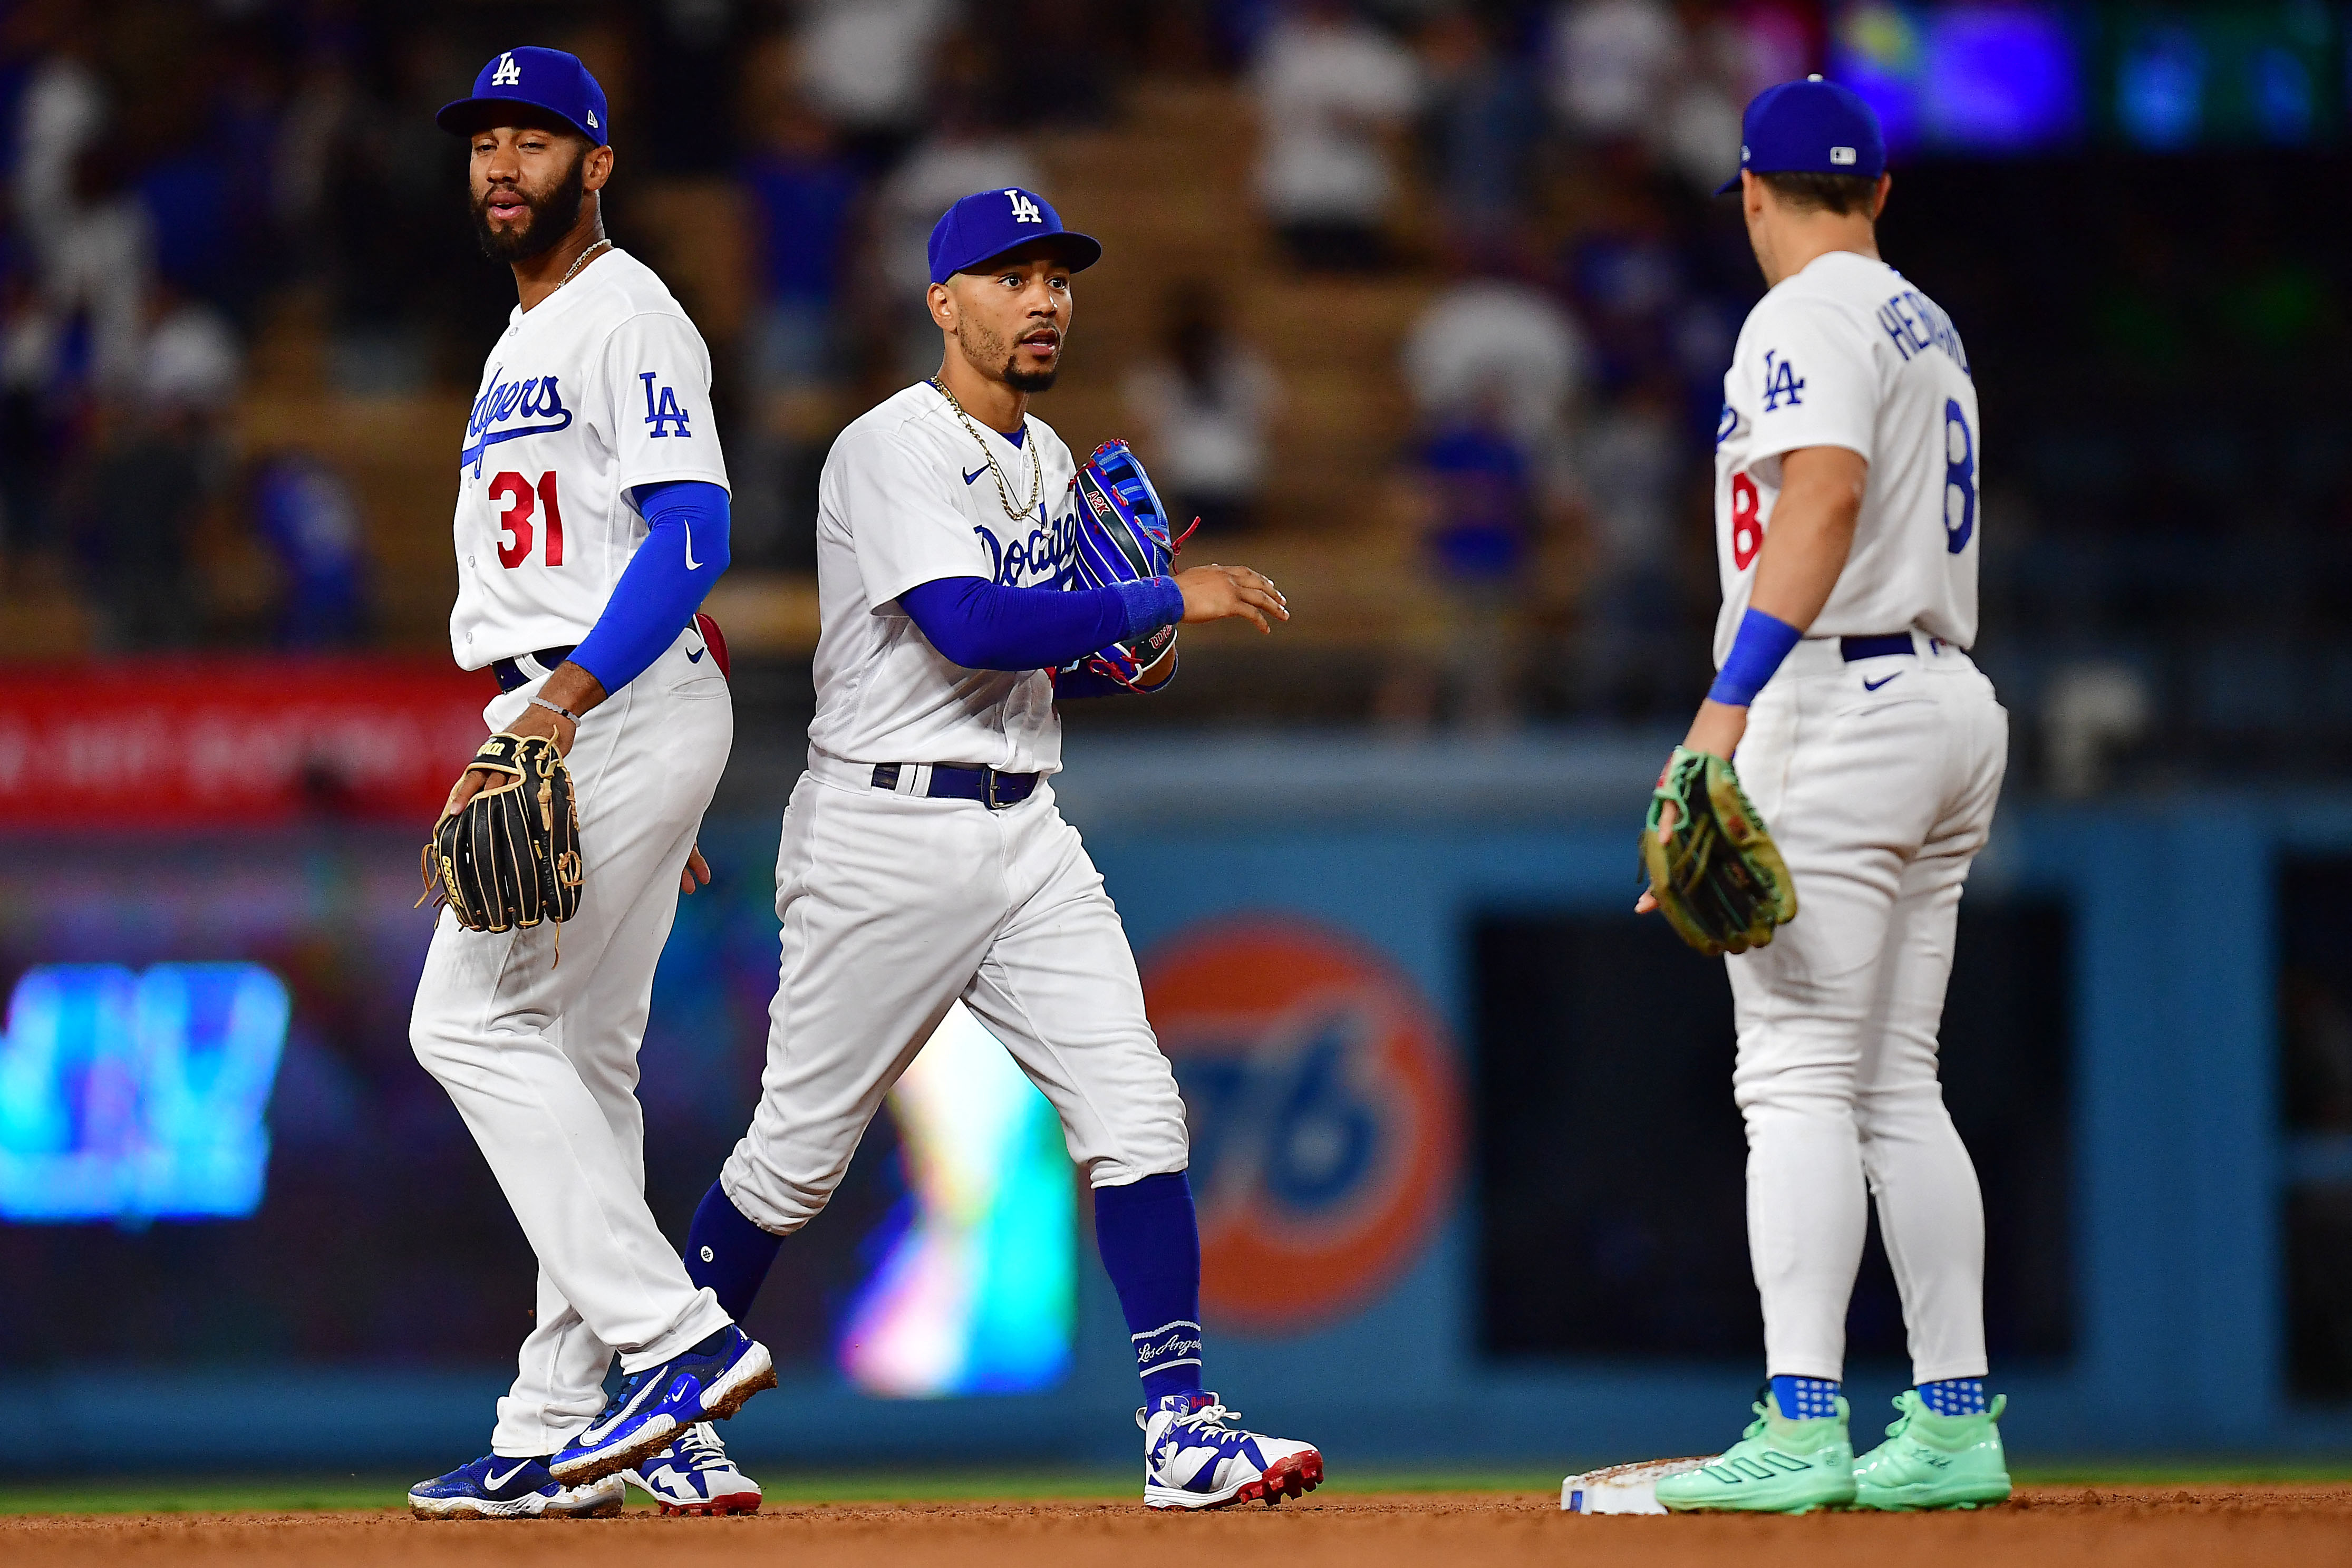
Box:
[1640,747,1798,956]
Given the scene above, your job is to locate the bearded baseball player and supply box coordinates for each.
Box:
[663,187,1323,1510]
[1638,79,2012,1513]
[405,49,773,1520]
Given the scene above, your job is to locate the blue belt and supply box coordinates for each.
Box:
[1841,633,1923,661]
[492,645,576,692]
[872,762,1040,810]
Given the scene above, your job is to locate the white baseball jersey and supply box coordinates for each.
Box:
[1712,249,1979,665]
[448,248,729,668]
[808,381,1083,775]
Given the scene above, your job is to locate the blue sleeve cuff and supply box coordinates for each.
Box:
[1707,608,1803,708]
[1113,576,1183,643]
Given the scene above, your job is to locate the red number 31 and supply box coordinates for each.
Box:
[1729,471,1763,570]
[489,470,565,568]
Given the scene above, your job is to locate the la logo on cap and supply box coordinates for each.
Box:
[491,51,521,85]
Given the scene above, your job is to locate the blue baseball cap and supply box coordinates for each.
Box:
[927,188,1101,286]
[437,47,610,145]
[1716,75,1885,195]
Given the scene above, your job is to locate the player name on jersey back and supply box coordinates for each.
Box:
[447,248,729,669]
[1712,250,1980,667]
[808,382,1085,778]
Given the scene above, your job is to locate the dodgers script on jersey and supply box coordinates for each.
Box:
[808,381,1082,774]
[448,248,729,667]
[1713,250,1979,665]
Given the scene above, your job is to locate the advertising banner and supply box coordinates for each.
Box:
[0,660,494,827]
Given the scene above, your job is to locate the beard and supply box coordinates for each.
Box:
[956,317,1061,392]
[1004,356,1060,393]
[471,152,587,264]
[955,315,1068,392]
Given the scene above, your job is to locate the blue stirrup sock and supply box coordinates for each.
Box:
[683,1180,783,1322]
[1093,1170,1205,1401]
[1770,1374,1842,1420]
[1917,1377,1990,1416]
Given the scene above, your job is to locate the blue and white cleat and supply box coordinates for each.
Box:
[1139,1392,1324,1510]
[406,1454,624,1520]
[624,1421,763,1516]
[547,1325,776,1486]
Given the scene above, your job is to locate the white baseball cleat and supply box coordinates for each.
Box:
[624,1421,763,1516]
[1139,1392,1324,1510]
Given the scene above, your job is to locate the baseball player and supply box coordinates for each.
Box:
[1642,79,2012,1514]
[404,49,772,1520]
[665,187,1324,1511]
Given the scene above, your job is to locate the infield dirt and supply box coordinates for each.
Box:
[7,1486,2352,1567]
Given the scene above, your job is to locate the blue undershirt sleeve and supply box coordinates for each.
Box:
[567,480,732,694]
[897,575,1182,673]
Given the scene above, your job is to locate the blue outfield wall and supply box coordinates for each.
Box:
[4,735,2348,1470]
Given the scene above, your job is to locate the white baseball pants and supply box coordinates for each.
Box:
[1725,637,2008,1387]
[410,635,734,1457]
[719,753,1189,1234]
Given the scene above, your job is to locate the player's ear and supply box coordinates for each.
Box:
[1870,172,1891,221]
[927,280,956,331]
[583,142,614,192]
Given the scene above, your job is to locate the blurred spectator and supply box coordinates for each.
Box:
[253,451,369,649]
[1121,283,1282,538]
[1415,8,1543,245]
[9,6,102,272]
[43,138,154,398]
[1252,0,1420,272]
[742,100,864,395]
[1400,250,1586,450]
[876,91,1041,375]
[1546,0,1679,141]
[1574,374,1685,718]
[142,287,240,414]
[795,0,959,169]
[1559,177,1683,393]
[1402,394,1542,730]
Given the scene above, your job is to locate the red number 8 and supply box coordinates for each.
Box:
[1730,471,1764,570]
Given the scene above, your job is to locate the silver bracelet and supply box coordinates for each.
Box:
[529,695,583,725]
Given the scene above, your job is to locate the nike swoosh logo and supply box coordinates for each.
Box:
[1863,673,1903,691]
[686,646,704,663]
[683,518,702,570]
[484,1461,530,1490]
[962,465,989,486]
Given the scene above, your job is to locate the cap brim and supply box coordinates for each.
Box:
[956,230,1103,278]
[1715,171,1745,196]
[436,96,603,144]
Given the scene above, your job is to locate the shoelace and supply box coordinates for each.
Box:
[1172,1402,1245,1440]
[673,1423,727,1470]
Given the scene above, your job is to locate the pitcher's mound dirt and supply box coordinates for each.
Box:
[6,1486,2351,1567]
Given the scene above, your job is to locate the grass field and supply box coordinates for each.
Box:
[3,1463,2346,1517]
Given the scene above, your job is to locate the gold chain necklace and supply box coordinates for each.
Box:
[928,377,1040,522]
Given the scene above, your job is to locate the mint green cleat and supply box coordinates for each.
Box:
[1851,1390,2013,1511]
[1652,1391,1856,1514]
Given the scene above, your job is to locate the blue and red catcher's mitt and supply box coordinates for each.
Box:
[1071,439,1197,690]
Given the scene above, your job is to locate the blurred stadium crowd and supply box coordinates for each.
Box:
[0,0,2346,785]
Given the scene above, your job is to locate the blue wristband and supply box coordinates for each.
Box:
[1114,576,1183,643]
[1707,608,1802,707]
